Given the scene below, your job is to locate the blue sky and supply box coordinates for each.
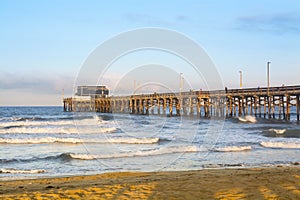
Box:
[0,0,299,105]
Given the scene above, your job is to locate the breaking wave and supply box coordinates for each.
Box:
[0,168,46,174]
[202,163,245,168]
[0,153,74,164]
[260,141,300,149]
[213,146,252,152]
[69,145,202,160]
[0,120,75,128]
[268,129,287,134]
[0,137,160,144]
[238,115,257,123]
[106,137,159,144]
[0,137,84,144]
[0,146,202,164]
[0,127,78,134]
[0,126,118,134]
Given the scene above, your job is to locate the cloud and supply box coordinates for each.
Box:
[0,71,75,94]
[176,15,190,22]
[235,13,300,35]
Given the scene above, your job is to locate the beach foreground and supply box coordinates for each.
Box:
[1,167,299,199]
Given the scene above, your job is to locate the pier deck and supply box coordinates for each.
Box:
[63,85,300,121]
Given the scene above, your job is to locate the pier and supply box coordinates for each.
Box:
[63,85,300,121]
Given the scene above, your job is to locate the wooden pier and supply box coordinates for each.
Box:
[63,85,300,121]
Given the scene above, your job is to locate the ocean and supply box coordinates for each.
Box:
[0,106,299,180]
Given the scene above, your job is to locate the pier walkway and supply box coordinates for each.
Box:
[63,85,300,121]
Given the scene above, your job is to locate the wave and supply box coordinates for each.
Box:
[0,137,84,144]
[106,137,159,144]
[0,117,115,129]
[213,146,252,152]
[99,127,117,133]
[9,116,91,122]
[0,126,118,134]
[1,145,201,163]
[0,127,78,134]
[0,168,46,174]
[202,163,245,168]
[0,120,75,128]
[0,137,160,144]
[260,141,300,149]
[0,153,73,164]
[10,117,51,122]
[75,126,118,134]
[0,125,24,129]
[93,115,103,122]
[268,129,287,134]
[0,157,43,164]
[238,115,256,123]
[69,145,201,160]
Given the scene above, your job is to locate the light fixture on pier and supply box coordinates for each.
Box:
[179,72,183,94]
[267,61,271,89]
[239,70,242,89]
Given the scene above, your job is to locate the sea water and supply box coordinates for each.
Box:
[0,106,299,179]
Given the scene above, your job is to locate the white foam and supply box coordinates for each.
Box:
[0,118,115,129]
[261,141,300,149]
[93,115,103,122]
[238,115,256,123]
[69,126,118,134]
[268,129,287,134]
[214,146,252,152]
[70,145,202,160]
[0,126,118,134]
[0,120,74,127]
[99,127,117,133]
[0,127,78,134]
[0,137,160,144]
[75,117,115,126]
[0,137,84,144]
[107,137,159,144]
[0,168,46,174]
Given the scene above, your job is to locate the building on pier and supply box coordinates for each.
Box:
[76,85,109,98]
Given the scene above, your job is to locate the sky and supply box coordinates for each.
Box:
[0,0,299,105]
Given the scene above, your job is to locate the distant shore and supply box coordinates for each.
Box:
[1,166,299,199]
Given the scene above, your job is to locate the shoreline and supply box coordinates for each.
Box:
[1,166,299,199]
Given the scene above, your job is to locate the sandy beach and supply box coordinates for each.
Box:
[1,166,299,199]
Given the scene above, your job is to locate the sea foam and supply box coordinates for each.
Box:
[106,137,159,144]
[0,137,84,144]
[214,146,252,152]
[69,145,201,160]
[0,120,74,128]
[0,168,46,174]
[260,141,300,149]
[0,137,160,144]
[268,129,287,134]
[0,126,117,134]
[0,127,78,134]
[238,115,257,123]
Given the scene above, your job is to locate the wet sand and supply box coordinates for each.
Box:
[1,166,299,199]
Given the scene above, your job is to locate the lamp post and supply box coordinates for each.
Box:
[179,73,183,115]
[134,80,136,95]
[239,70,242,89]
[267,61,271,94]
[179,73,183,94]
